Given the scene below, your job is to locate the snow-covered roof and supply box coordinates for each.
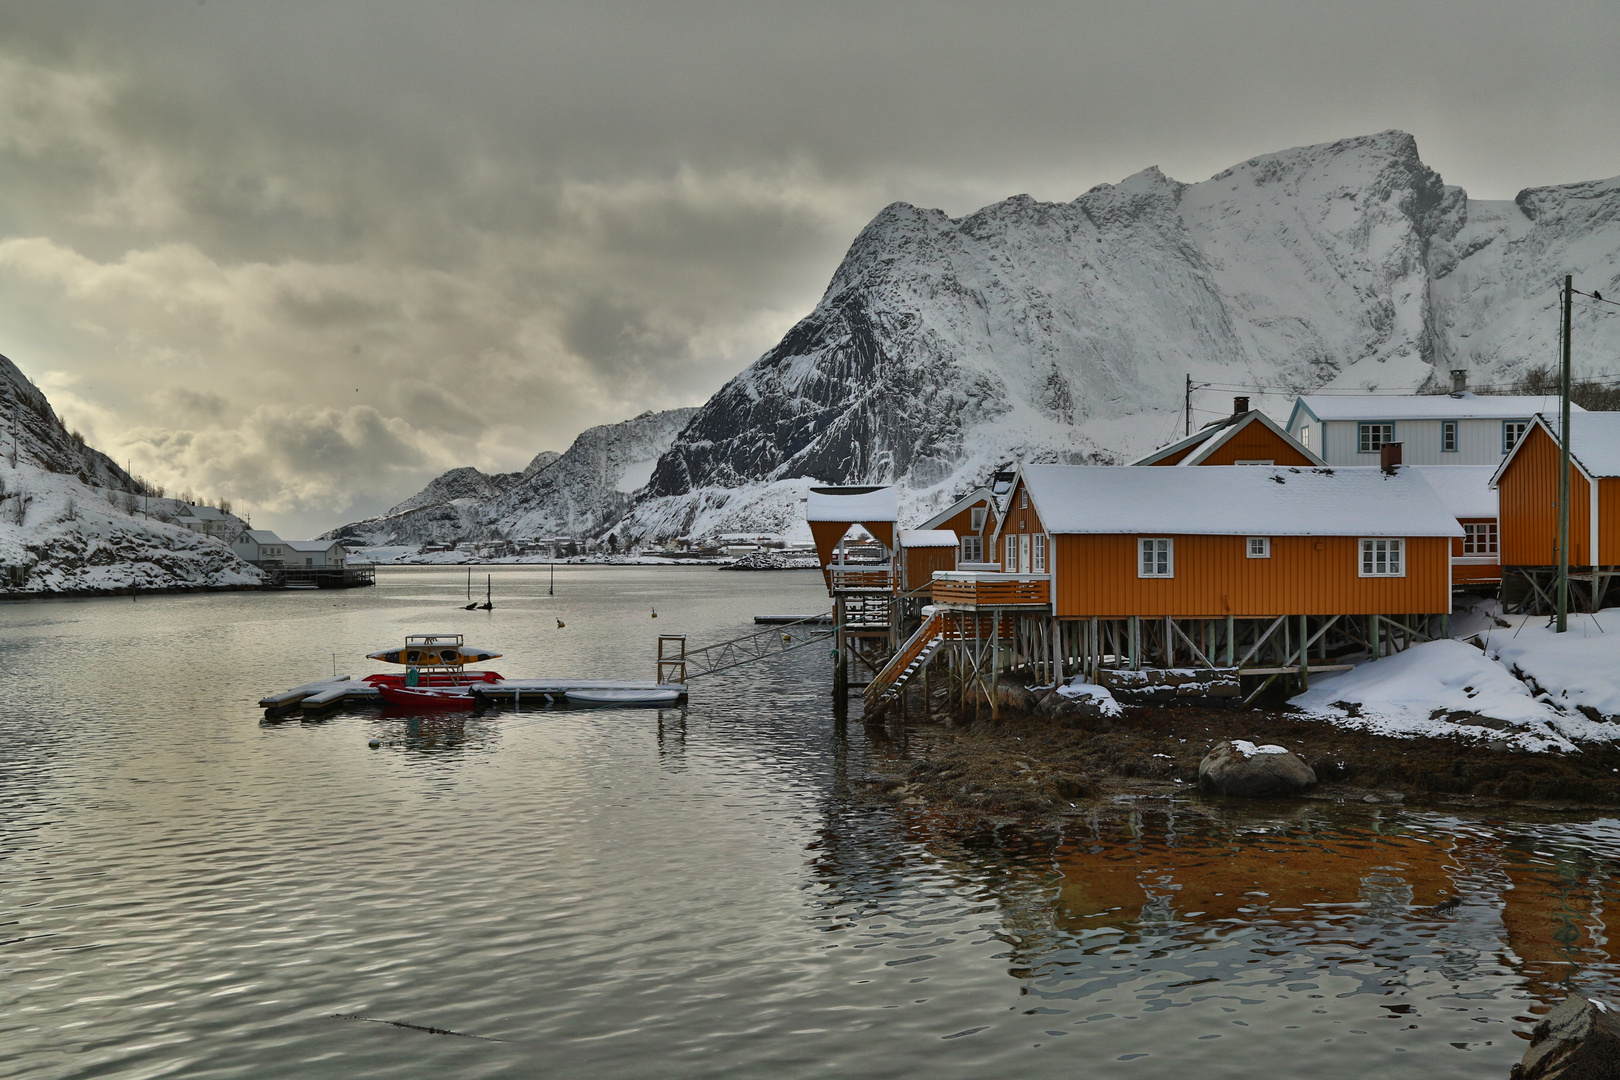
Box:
[916,487,993,531]
[1292,393,1576,423]
[1019,464,1462,537]
[176,504,229,520]
[1496,412,1620,482]
[1407,466,1499,519]
[1132,410,1324,467]
[240,530,282,544]
[284,539,344,552]
[898,529,959,548]
[806,486,898,522]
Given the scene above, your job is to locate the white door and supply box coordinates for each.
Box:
[1019,534,1031,574]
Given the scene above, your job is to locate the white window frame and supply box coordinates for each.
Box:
[1138,537,1173,578]
[960,535,983,563]
[970,506,987,531]
[1019,490,1028,509]
[1503,420,1528,454]
[1358,422,1394,454]
[1247,536,1271,559]
[1005,534,1017,571]
[1300,425,1311,449]
[1441,420,1458,453]
[1032,533,1047,573]
[1359,537,1405,577]
[1462,522,1498,556]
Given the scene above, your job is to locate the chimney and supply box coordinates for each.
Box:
[1450,368,1468,396]
[1233,395,1250,415]
[1380,442,1403,474]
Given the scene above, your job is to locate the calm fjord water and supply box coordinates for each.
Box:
[1,565,1617,1079]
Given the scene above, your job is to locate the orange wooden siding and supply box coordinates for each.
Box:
[1498,424,1593,566]
[1451,516,1500,585]
[1051,534,1452,617]
[1143,422,1315,466]
[1195,424,1316,466]
[903,547,956,592]
[1601,478,1620,565]
[999,479,1045,569]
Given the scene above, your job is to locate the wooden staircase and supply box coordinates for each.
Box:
[863,611,945,714]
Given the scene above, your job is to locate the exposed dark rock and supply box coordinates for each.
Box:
[1512,994,1620,1080]
[1198,740,1317,797]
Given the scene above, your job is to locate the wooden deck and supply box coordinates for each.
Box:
[930,572,1050,608]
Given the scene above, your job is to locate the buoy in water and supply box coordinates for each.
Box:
[556,618,565,628]
[368,738,381,748]
[651,607,657,618]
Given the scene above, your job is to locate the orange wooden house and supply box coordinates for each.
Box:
[914,485,999,566]
[1491,412,1620,610]
[1132,400,1324,468]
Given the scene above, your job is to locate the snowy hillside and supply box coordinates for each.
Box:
[624,130,1620,534]
[326,410,695,548]
[0,354,263,593]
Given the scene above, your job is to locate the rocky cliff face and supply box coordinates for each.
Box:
[0,354,263,593]
[626,130,1620,533]
[326,411,695,547]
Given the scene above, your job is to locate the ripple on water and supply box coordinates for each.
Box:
[0,569,1616,1079]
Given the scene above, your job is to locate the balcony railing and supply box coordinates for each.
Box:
[929,571,1050,607]
[826,563,895,593]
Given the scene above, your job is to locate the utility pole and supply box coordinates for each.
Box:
[1184,373,1192,436]
[1557,274,1573,633]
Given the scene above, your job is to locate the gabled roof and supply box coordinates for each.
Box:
[1018,464,1462,537]
[176,504,230,520]
[285,539,344,552]
[1407,466,1499,519]
[916,486,994,531]
[1132,410,1324,467]
[1289,393,1577,426]
[1491,412,1620,487]
[240,529,282,544]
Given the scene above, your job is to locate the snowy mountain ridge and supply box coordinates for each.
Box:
[333,130,1620,546]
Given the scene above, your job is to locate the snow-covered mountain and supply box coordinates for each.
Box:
[0,353,263,593]
[326,410,695,548]
[621,130,1620,535]
[328,130,1620,545]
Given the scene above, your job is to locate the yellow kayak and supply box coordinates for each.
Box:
[367,633,501,668]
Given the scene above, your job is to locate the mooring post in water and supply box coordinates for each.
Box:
[833,594,847,694]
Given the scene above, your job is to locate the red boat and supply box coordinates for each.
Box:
[364,632,503,711]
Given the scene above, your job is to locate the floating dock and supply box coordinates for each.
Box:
[261,676,687,716]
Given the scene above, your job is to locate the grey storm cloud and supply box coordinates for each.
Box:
[0,0,1617,536]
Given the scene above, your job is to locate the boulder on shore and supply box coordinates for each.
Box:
[1512,994,1620,1080]
[1198,740,1316,797]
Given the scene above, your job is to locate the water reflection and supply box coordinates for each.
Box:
[371,711,504,757]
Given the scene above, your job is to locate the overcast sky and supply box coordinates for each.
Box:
[2,1,1617,536]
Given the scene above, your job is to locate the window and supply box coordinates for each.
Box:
[1005,534,1017,570]
[970,506,986,531]
[1442,420,1458,453]
[1019,490,1028,509]
[1359,538,1404,577]
[960,536,983,563]
[1503,420,1528,454]
[1032,533,1047,573]
[1234,459,1274,466]
[1247,537,1270,559]
[1300,426,1311,449]
[1358,422,1394,453]
[1463,522,1498,555]
[1138,538,1173,578]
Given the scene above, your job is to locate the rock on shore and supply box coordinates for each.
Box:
[1198,740,1317,797]
[1512,994,1620,1080]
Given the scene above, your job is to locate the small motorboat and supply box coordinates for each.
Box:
[564,687,684,707]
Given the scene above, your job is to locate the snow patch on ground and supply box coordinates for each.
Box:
[1290,638,1620,753]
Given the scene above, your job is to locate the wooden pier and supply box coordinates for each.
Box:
[261,675,687,717]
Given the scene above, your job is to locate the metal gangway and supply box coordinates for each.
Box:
[673,612,842,681]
